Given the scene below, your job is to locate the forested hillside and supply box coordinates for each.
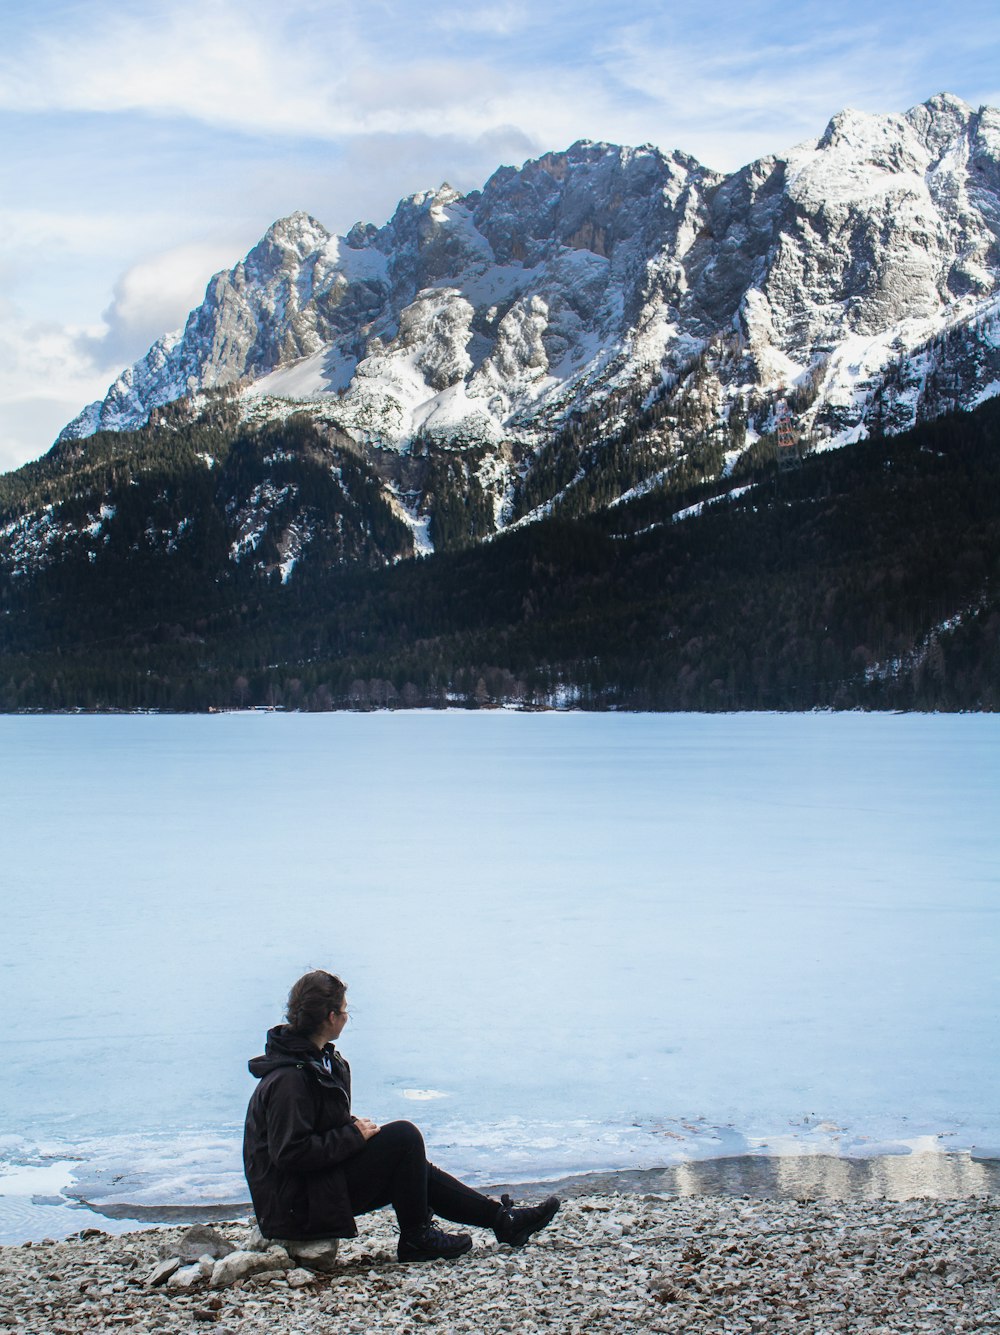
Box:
[2,397,998,712]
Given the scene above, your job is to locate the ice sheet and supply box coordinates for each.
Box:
[1,712,997,1242]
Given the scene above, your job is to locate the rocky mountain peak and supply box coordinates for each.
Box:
[57,93,1000,494]
[472,136,707,268]
[264,210,331,246]
[344,220,380,250]
[906,92,976,159]
[239,213,333,285]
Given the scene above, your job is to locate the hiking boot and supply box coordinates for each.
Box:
[493,1193,560,1246]
[397,1221,473,1263]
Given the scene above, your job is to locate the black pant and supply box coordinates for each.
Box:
[340,1120,500,1235]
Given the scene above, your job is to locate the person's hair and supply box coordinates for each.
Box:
[286,970,347,1036]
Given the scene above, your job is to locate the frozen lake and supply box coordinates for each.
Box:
[1,711,998,1242]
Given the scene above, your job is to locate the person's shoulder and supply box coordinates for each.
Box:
[258,1061,313,1093]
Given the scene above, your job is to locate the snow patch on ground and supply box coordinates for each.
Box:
[672,484,755,523]
[248,346,356,399]
[385,484,434,556]
[969,378,1000,408]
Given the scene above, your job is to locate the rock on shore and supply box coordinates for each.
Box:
[1,1193,997,1333]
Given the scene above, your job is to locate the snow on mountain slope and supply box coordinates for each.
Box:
[59,142,718,448]
[59,95,1000,504]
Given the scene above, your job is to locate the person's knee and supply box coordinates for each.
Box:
[378,1119,424,1154]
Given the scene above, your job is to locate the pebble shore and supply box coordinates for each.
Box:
[1,1193,997,1334]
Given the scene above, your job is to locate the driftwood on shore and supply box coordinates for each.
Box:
[1,1193,997,1334]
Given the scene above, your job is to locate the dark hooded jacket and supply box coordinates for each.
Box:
[243,1025,366,1239]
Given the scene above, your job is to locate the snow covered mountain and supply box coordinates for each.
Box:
[47,93,1000,550]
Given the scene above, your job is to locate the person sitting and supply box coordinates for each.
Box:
[243,969,560,1262]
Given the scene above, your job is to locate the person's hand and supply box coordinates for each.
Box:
[353,1117,380,1140]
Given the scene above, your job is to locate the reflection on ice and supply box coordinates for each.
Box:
[525,1149,1000,1202]
[862,1148,996,1200]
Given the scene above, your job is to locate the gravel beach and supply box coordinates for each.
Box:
[2,1190,997,1334]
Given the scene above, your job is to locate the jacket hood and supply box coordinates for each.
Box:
[247,1024,343,1082]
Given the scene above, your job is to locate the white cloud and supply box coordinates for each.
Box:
[0,239,246,469]
[82,241,245,370]
[3,0,997,155]
[0,0,712,156]
[1,0,991,172]
[0,316,110,471]
[0,319,105,403]
[601,21,941,169]
[0,397,85,475]
[0,1,350,136]
[0,203,255,333]
[0,208,147,257]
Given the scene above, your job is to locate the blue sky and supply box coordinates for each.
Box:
[1,0,998,471]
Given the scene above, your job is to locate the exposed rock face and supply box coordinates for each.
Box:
[61,94,1000,467]
[725,97,1000,386]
